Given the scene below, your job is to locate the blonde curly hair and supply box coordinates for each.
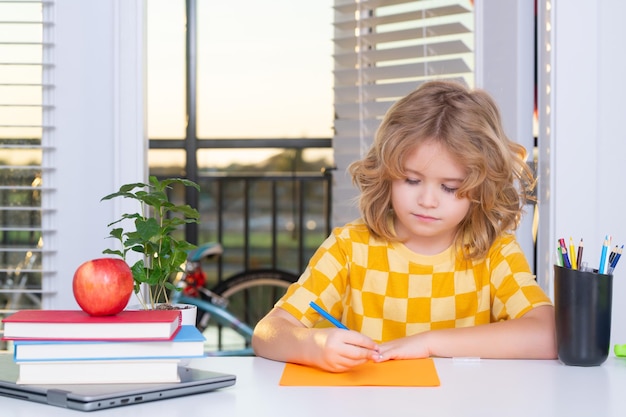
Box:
[348,80,535,260]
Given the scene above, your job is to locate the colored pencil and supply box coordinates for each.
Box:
[569,237,577,270]
[599,235,610,274]
[558,238,572,269]
[309,301,348,330]
[576,238,584,270]
[560,246,571,269]
[608,245,623,275]
[559,238,572,268]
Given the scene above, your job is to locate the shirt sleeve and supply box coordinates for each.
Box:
[489,235,553,321]
[275,228,351,327]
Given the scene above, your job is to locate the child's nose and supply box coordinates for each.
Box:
[417,185,438,207]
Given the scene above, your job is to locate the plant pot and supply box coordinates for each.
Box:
[170,303,197,326]
[126,303,197,326]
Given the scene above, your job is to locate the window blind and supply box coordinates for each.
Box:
[331,0,474,226]
[333,0,474,155]
[0,0,54,343]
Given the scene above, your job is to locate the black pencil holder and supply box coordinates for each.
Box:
[554,265,613,366]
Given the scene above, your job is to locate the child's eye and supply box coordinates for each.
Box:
[441,184,458,193]
[405,178,420,185]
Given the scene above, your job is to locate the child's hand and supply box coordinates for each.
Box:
[374,333,430,362]
[312,328,380,372]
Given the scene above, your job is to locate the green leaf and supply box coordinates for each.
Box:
[120,182,149,193]
[109,228,123,240]
[131,260,148,283]
[101,176,202,302]
[136,217,160,241]
[102,248,123,258]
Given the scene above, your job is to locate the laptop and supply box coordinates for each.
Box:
[0,354,236,412]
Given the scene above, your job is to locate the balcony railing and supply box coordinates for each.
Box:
[161,168,334,288]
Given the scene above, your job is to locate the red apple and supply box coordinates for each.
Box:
[72,258,134,316]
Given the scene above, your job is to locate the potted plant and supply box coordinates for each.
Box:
[101,175,200,315]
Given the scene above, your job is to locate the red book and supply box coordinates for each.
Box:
[2,309,181,341]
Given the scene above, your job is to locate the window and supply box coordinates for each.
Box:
[147,0,334,174]
[146,1,335,267]
[0,0,52,344]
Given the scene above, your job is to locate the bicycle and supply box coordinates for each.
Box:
[170,242,299,356]
[1,251,42,313]
[1,249,43,351]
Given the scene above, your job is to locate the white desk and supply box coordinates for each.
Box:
[2,355,626,416]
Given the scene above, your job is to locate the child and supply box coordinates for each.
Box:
[252,80,556,372]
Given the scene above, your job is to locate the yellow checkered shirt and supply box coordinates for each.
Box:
[276,219,552,343]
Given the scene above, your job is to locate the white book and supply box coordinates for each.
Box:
[16,359,181,385]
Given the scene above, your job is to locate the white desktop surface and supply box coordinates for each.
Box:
[2,354,626,416]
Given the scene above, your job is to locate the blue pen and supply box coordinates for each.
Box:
[309,301,348,330]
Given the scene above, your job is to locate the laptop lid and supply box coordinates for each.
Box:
[0,354,236,412]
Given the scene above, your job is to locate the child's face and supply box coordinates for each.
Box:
[390,140,471,254]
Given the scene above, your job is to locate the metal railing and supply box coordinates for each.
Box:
[184,169,333,286]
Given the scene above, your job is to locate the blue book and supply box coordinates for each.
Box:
[12,325,206,362]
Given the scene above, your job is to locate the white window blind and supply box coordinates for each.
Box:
[331,0,474,225]
[0,0,54,345]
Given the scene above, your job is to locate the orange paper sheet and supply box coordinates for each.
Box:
[279,358,440,387]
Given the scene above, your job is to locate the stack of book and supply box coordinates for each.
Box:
[1,309,206,384]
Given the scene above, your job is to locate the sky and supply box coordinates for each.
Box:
[147,0,334,140]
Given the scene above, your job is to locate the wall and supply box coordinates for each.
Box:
[537,0,626,347]
[475,0,536,272]
[42,0,146,309]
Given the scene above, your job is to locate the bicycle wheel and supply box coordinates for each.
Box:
[197,269,298,352]
[215,269,297,324]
